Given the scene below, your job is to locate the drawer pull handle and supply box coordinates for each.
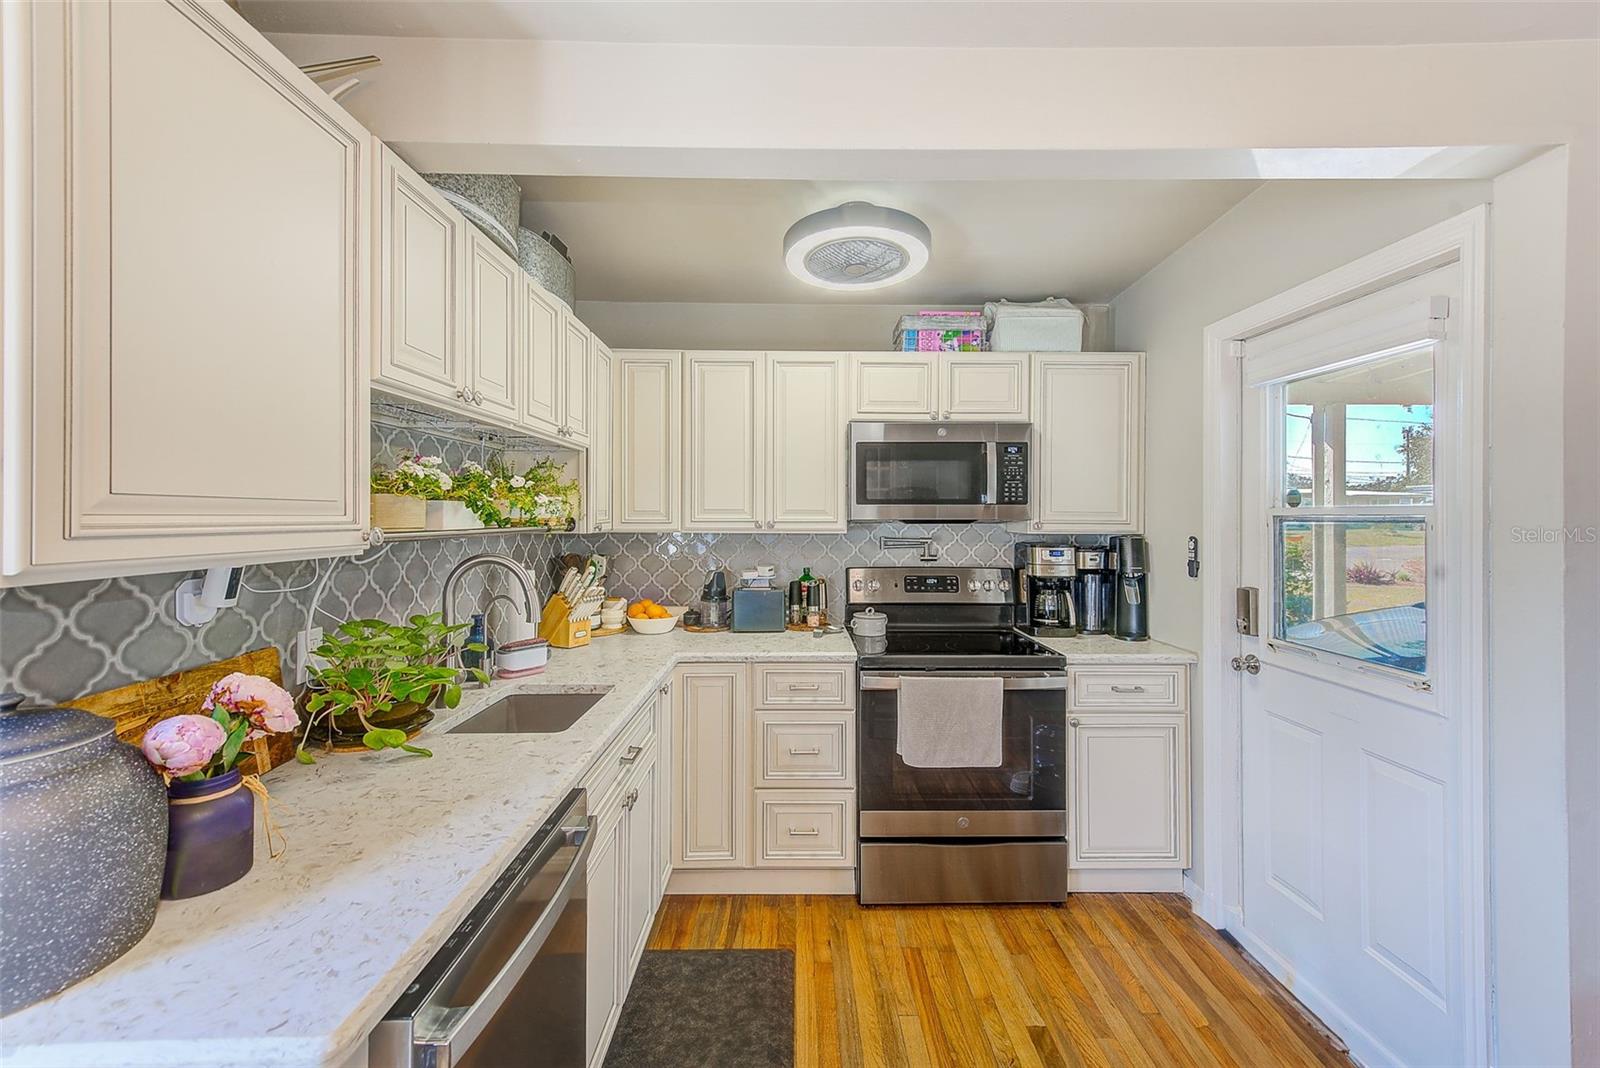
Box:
[1109,685,1147,694]
[787,746,822,756]
[619,745,643,765]
[786,683,821,691]
[787,826,820,837]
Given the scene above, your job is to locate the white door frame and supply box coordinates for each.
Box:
[1198,206,1489,1064]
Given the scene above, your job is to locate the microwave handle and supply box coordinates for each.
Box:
[983,442,998,505]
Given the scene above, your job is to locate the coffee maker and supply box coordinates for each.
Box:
[1019,545,1078,636]
[1113,535,1150,641]
[1074,547,1117,635]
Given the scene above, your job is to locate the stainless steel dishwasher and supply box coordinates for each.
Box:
[370,790,591,1067]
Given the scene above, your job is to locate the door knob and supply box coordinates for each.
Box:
[1231,654,1262,675]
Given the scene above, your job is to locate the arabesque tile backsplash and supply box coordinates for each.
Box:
[0,425,1099,705]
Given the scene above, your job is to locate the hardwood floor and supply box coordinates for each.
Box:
[647,894,1353,1068]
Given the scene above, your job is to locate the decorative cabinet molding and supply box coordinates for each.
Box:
[684,352,766,531]
[849,352,1029,421]
[942,355,1029,420]
[1023,352,1146,534]
[1069,714,1189,868]
[562,316,592,446]
[377,147,463,398]
[767,353,847,531]
[613,351,683,532]
[672,665,749,868]
[3,0,370,584]
[465,230,521,425]
[520,278,564,437]
[850,353,939,419]
[587,341,615,532]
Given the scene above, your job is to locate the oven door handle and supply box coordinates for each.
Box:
[860,674,1069,691]
[410,817,594,1065]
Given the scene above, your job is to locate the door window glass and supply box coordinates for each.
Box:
[1276,517,1427,675]
[1282,346,1433,508]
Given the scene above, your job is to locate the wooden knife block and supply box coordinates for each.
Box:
[539,594,591,648]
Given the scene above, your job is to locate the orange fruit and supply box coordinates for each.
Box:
[647,605,670,619]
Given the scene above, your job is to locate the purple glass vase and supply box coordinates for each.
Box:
[161,768,254,899]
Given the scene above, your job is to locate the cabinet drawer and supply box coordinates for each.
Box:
[583,696,657,803]
[755,713,852,788]
[754,791,855,867]
[1069,667,1187,712]
[753,664,856,710]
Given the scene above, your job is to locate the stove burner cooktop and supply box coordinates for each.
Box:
[851,627,1066,671]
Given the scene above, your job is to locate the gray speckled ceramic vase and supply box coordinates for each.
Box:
[516,226,575,307]
[420,172,521,257]
[0,693,166,1015]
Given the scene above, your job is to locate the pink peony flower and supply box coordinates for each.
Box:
[203,672,299,739]
[141,715,227,776]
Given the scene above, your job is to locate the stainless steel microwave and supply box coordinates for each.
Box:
[848,422,1031,523]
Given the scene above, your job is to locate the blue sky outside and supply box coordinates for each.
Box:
[1285,403,1433,487]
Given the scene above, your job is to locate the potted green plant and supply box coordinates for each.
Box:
[297,614,486,760]
[502,459,580,529]
[449,460,507,528]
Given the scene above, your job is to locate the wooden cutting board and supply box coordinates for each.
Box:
[72,647,295,777]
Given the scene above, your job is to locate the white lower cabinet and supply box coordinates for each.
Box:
[1069,712,1190,869]
[672,665,749,867]
[622,754,658,970]
[754,790,855,867]
[584,795,623,1065]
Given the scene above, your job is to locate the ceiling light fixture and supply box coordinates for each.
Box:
[783,201,931,291]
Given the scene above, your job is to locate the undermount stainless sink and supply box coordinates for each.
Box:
[447,689,611,735]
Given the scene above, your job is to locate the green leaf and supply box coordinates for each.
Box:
[346,666,374,690]
[399,743,433,758]
[295,749,316,765]
[219,719,249,770]
[210,706,231,728]
[361,729,390,750]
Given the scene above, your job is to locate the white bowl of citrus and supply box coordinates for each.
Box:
[625,599,682,634]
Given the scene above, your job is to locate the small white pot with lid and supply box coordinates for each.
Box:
[848,608,887,638]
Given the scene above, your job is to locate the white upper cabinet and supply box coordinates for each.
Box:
[587,341,615,532]
[3,0,370,584]
[767,353,847,531]
[613,351,682,531]
[942,354,1030,420]
[684,352,765,531]
[465,231,521,425]
[850,353,939,420]
[520,278,564,437]
[376,147,463,399]
[562,316,592,445]
[1024,353,1145,533]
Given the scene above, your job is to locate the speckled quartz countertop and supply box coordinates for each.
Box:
[1034,633,1198,663]
[0,630,856,1068]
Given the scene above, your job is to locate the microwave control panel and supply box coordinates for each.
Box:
[997,443,1029,504]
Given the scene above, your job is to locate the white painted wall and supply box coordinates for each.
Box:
[575,301,1112,353]
[1111,168,1585,1064]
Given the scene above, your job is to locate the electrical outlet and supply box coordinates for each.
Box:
[294,626,325,686]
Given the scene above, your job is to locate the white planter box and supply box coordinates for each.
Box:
[370,493,426,531]
[425,500,484,530]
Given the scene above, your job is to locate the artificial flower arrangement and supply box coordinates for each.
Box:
[371,454,454,498]
[139,673,299,899]
[297,613,486,760]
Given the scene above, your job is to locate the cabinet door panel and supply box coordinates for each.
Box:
[684,353,764,530]
[672,666,748,868]
[467,232,520,423]
[377,149,463,398]
[850,353,938,419]
[563,318,591,444]
[654,682,674,899]
[1032,354,1144,532]
[768,354,846,531]
[588,342,614,531]
[521,280,563,436]
[585,810,623,1063]
[14,0,368,579]
[1070,714,1188,867]
[943,355,1029,420]
[613,352,681,531]
[623,757,658,973]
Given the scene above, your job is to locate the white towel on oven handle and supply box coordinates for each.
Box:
[895,675,1004,769]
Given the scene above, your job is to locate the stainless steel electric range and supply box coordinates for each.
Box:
[846,566,1070,905]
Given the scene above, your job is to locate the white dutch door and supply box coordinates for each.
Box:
[1235,264,1470,1067]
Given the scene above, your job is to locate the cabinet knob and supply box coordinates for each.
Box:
[928,412,939,420]
[1033,521,1043,530]
[1069,717,1080,727]
[659,684,669,696]
[766,520,775,529]
[754,522,762,529]
[455,387,467,401]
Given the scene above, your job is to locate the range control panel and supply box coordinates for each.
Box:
[997,443,1029,504]
[846,567,1015,605]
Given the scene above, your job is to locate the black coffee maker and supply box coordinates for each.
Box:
[1113,535,1150,641]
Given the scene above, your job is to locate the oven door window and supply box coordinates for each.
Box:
[855,442,988,506]
[858,686,1066,812]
